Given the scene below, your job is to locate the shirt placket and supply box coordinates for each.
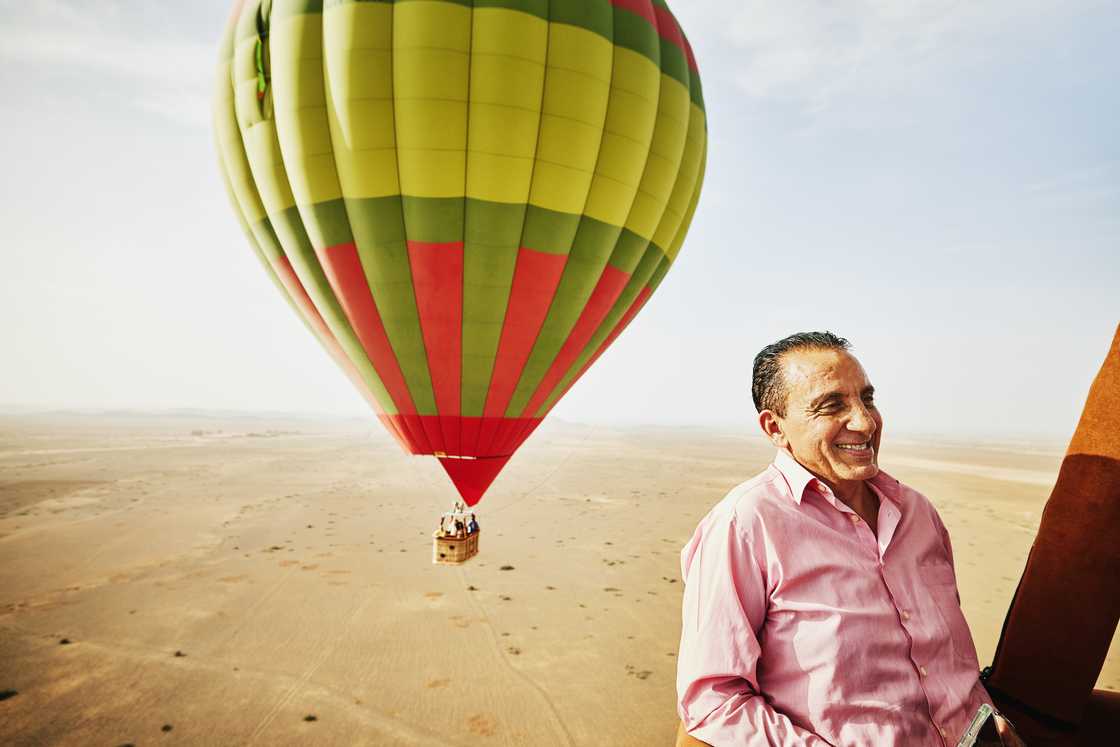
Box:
[879,505,950,746]
[823,485,950,747]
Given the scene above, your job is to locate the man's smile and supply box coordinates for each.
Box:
[835,441,874,456]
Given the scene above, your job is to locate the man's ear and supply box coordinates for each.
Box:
[758,410,787,448]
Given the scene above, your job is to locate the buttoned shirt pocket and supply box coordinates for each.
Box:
[919,561,977,666]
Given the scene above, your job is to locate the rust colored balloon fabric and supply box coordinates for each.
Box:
[213,0,707,504]
[987,325,1120,739]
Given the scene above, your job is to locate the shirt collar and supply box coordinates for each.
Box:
[772,449,819,505]
[869,469,903,503]
[772,449,903,506]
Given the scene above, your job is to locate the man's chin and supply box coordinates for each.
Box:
[841,464,880,482]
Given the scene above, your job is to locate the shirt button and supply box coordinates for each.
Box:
[919,665,929,677]
[850,514,860,523]
[938,726,947,738]
[901,610,911,621]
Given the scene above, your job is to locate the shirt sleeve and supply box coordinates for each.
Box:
[677,510,833,747]
[932,509,961,605]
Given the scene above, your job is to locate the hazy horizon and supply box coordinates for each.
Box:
[0,404,1079,446]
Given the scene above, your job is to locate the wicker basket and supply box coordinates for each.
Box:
[433,529,480,565]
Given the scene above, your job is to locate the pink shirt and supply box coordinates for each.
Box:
[677,450,993,746]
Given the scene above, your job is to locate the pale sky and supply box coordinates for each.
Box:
[2,0,1117,440]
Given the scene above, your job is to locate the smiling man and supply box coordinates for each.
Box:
[676,332,1023,746]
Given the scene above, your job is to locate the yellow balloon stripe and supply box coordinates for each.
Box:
[667,133,706,263]
[623,71,690,240]
[271,14,342,211]
[465,8,547,205]
[324,4,400,199]
[654,102,706,256]
[393,1,470,200]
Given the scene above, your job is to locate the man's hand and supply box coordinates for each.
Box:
[994,714,1025,747]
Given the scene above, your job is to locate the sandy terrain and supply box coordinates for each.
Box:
[0,413,1116,745]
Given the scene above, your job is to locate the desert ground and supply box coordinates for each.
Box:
[1,413,1116,745]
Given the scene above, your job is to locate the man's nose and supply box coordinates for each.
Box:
[847,403,876,434]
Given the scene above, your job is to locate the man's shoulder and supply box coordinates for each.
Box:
[707,466,793,529]
[682,467,788,571]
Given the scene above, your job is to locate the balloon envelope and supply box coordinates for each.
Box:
[214,0,707,505]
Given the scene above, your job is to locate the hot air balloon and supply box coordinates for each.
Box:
[213,0,707,559]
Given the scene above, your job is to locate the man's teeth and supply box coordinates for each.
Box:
[836,442,871,452]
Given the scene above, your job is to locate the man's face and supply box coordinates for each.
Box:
[767,348,883,488]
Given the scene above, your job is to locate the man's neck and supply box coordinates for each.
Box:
[830,478,869,507]
[831,479,879,529]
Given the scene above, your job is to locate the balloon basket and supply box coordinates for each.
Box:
[432,529,480,565]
